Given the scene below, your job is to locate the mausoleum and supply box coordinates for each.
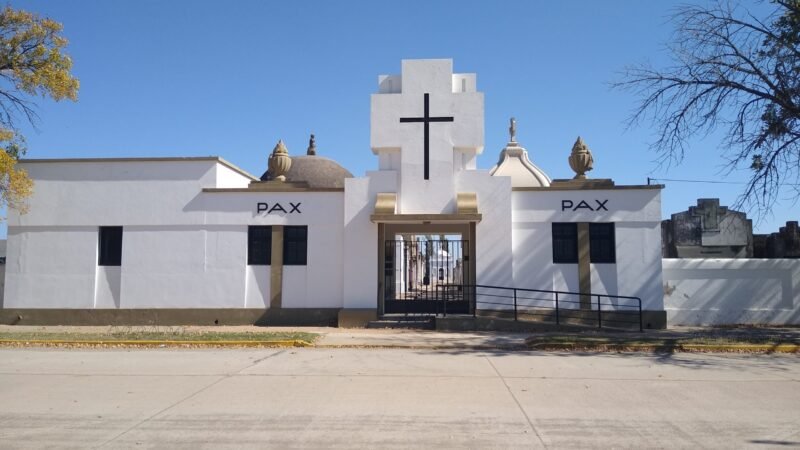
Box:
[1,59,667,328]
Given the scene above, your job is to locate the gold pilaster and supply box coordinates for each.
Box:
[577,222,592,310]
[270,226,284,309]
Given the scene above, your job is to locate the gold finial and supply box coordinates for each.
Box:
[568,136,594,179]
[268,139,292,181]
[273,140,288,154]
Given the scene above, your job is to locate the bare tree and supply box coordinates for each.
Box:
[615,0,800,214]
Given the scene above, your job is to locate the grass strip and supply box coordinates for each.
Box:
[526,336,800,353]
[0,339,313,348]
[0,330,319,345]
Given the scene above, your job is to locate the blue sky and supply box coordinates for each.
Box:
[4,0,795,235]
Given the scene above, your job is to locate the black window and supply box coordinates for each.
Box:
[590,223,616,263]
[248,226,272,265]
[283,226,307,265]
[552,223,578,263]
[98,226,123,266]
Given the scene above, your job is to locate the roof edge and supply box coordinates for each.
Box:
[203,187,344,193]
[18,156,258,181]
[513,184,665,191]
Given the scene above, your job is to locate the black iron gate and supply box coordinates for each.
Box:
[383,239,472,315]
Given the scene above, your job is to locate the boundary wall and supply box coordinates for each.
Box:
[663,259,800,326]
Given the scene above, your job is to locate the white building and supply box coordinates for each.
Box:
[1,59,666,328]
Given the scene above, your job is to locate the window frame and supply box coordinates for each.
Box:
[589,222,616,264]
[552,223,578,264]
[247,225,272,266]
[283,226,308,266]
[98,226,123,266]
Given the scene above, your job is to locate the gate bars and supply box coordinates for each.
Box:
[383,239,471,315]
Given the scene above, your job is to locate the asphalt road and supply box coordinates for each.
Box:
[0,348,798,449]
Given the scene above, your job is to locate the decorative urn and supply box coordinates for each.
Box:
[268,140,292,181]
[568,136,594,179]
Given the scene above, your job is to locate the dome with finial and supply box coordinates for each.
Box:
[260,134,353,188]
[489,117,551,187]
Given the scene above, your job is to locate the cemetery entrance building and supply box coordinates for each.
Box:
[2,59,668,329]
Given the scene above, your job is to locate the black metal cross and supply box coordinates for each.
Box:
[400,93,454,180]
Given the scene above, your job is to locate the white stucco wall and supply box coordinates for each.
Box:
[215,161,254,188]
[456,170,513,288]
[119,226,247,308]
[5,226,98,308]
[511,189,664,311]
[5,159,345,309]
[6,225,251,308]
[94,266,121,308]
[343,171,397,309]
[663,259,800,325]
[245,265,270,308]
[10,160,219,226]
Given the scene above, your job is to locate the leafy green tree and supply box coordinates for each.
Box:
[0,6,79,213]
[616,1,800,213]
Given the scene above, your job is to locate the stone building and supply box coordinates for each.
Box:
[754,221,800,258]
[662,198,753,258]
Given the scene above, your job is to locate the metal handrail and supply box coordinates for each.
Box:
[437,283,643,331]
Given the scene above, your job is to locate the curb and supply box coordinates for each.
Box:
[2,339,797,353]
[526,342,800,353]
[0,339,313,348]
[314,344,527,351]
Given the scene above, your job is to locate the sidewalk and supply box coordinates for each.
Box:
[318,328,531,349]
[1,324,798,352]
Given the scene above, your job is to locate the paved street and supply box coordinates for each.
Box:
[0,348,798,449]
